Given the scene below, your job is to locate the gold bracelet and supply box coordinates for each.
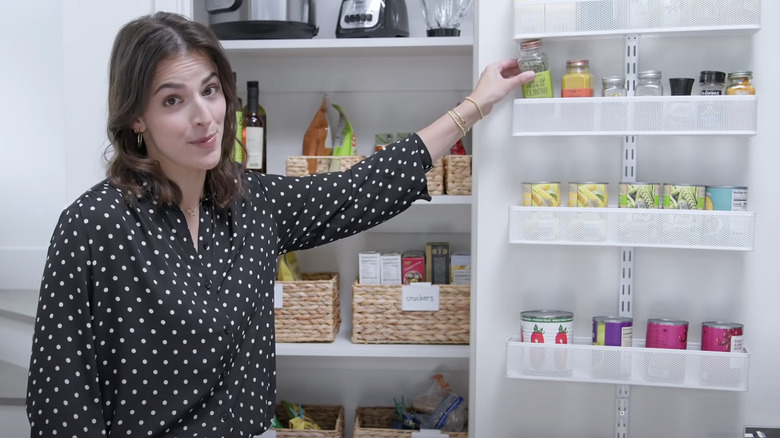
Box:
[464,96,485,119]
[451,108,469,129]
[447,110,469,136]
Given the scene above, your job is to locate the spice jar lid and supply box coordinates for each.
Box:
[699,70,727,84]
[566,59,589,68]
[520,39,542,50]
[728,70,753,79]
[602,76,625,86]
[638,70,662,79]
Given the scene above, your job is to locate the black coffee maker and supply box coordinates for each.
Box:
[336,0,410,38]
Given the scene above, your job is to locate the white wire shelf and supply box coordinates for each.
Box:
[506,336,750,391]
[508,206,755,250]
[512,96,758,136]
[513,0,761,39]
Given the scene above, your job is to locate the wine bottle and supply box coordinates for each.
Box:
[233,72,244,164]
[242,81,266,172]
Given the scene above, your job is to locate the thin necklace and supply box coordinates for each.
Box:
[185,206,199,217]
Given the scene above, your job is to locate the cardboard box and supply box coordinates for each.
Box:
[401,250,425,284]
[451,252,471,285]
[426,242,450,285]
[358,251,381,285]
[380,253,402,285]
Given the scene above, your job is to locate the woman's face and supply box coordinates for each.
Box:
[133,51,226,181]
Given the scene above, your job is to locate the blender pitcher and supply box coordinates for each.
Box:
[419,0,473,36]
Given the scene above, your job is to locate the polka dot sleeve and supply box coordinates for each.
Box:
[250,133,434,253]
[26,205,108,436]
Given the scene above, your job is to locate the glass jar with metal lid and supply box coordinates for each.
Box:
[601,76,626,97]
[636,70,663,96]
[561,59,593,98]
[517,39,554,98]
[726,70,756,95]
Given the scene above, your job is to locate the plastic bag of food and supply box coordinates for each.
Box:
[411,374,466,432]
[277,252,302,281]
[302,95,332,174]
[331,103,356,157]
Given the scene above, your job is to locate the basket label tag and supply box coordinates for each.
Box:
[412,430,447,437]
[274,283,283,309]
[254,429,276,438]
[402,283,440,311]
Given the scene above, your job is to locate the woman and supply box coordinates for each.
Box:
[26,11,534,438]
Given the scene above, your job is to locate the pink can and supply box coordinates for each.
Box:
[702,321,743,352]
[646,318,688,349]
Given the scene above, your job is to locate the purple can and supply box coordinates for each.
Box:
[592,316,633,346]
[646,318,689,349]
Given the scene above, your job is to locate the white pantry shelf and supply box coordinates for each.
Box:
[220,36,474,58]
[508,206,755,250]
[506,336,750,391]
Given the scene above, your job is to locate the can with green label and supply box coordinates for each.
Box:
[619,183,660,208]
[663,184,705,210]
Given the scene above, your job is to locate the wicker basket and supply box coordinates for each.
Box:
[275,404,345,438]
[443,155,472,195]
[286,155,366,177]
[275,273,340,343]
[351,280,470,344]
[427,158,444,195]
[353,407,467,438]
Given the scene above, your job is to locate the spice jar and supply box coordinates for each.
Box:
[601,76,626,97]
[726,71,756,95]
[561,59,593,98]
[636,70,663,96]
[517,39,553,98]
[699,70,726,95]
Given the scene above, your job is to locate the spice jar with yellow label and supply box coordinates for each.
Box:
[561,59,593,98]
[726,71,756,95]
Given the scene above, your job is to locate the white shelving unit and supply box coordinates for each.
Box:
[505,336,750,391]
[219,36,473,57]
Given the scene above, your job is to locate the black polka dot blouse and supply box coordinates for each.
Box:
[26,135,434,437]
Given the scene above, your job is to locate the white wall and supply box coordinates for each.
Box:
[472,1,779,438]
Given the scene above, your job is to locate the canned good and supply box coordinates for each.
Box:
[521,310,574,375]
[705,186,748,211]
[646,318,689,349]
[568,182,608,208]
[592,316,633,346]
[619,183,661,208]
[522,182,561,207]
[663,184,705,210]
[702,321,744,352]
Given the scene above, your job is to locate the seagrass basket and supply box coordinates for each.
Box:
[443,155,472,195]
[274,404,345,438]
[427,158,445,195]
[351,280,470,344]
[275,273,340,343]
[286,156,366,176]
[353,407,467,438]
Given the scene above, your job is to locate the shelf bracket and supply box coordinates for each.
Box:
[616,33,640,438]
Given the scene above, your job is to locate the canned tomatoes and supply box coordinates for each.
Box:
[619,183,660,208]
[592,316,633,346]
[663,184,705,210]
[521,310,573,344]
[701,321,744,352]
[646,318,689,349]
[705,186,748,211]
[569,182,608,208]
[522,182,561,207]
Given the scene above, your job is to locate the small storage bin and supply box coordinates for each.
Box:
[443,155,472,195]
[353,407,468,438]
[427,158,445,195]
[286,156,366,176]
[276,273,340,343]
[274,404,345,438]
[351,280,470,345]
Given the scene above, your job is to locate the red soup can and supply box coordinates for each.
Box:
[646,319,688,349]
[701,321,743,352]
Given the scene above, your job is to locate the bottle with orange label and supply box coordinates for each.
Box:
[561,59,593,98]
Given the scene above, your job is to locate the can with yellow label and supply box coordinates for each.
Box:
[522,182,562,207]
[568,182,608,208]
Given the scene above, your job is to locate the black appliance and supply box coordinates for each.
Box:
[336,0,409,38]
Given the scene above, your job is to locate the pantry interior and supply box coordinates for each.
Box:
[1,0,780,437]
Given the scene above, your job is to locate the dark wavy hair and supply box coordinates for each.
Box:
[106,11,245,209]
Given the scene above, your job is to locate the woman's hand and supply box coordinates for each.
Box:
[467,59,536,117]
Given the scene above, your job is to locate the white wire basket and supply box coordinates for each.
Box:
[511,96,757,136]
[508,207,755,250]
[513,0,761,38]
[506,336,750,391]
